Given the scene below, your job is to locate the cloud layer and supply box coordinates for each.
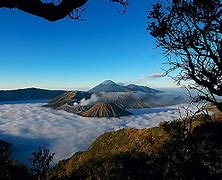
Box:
[0,102,194,165]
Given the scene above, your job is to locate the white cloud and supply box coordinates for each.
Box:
[120,73,164,85]
[0,102,197,165]
[140,73,164,80]
[79,94,99,106]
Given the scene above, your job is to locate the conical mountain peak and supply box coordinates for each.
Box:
[88,80,131,93]
[101,80,117,85]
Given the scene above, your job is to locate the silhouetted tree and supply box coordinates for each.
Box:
[0,142,30,180]
[0,0,128,21]
[147,0,222,111]
[0,142,11,179]
[28,147,55,180]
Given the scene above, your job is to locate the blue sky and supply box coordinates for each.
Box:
[0,0,177,90]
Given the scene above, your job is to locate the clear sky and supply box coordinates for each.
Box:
[0,0,177,90]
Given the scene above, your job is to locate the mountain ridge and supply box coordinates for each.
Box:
[88,80,161,94]
[88,80,131,93]
[42,80,188,117]
[126,84,162,94]
[0,88,66,102]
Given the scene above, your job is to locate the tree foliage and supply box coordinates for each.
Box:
[28,147,55,179]
[0,0,128,21]
[0,143,11,179]
[147,0,222,111]
[48,118,222,179]
[0,142,30,180]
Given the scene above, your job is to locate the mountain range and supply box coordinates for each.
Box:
[43,80,188,117]
[0,80,188,117]
[88,80,162,94]
[0,88,65,102]
[0,81,162,103]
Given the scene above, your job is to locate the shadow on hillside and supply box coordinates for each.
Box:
[0,133,54,165]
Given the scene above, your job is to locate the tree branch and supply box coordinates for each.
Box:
[0,0,128,21]
[0,0,88,21]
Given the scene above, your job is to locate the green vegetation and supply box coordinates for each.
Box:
[28,147,55,180]
[47,114,222,179]
[0,140,30,180]
[1,114,222,179]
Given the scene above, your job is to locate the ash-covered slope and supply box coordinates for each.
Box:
[126,84,162,94]
[82,102,132,118]
[58,104,89,114]
[43,91,91,109]
[98,92,149,109]
[88,80,131,93]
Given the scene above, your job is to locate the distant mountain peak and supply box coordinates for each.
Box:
[101,80,117,85]
[88,80,131,93]
[126,84,162,94]
[88,80,163,94]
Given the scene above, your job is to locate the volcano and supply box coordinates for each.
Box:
[88,80,131,93]
[43,91,91,108]
[82,102,132,118]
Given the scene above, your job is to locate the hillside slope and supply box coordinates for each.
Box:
[48,115,222,179]
[81,102,132,117]
[48,125,169,178]
[126,84,162,94]
[43,91,91,109]
[0,88,65,102]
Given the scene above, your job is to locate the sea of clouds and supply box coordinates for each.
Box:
[0,102,198,165]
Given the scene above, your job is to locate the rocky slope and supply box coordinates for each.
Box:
[82,102,132,117]
[98,92,148,109]
[43,91,91,109]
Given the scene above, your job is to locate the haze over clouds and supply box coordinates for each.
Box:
[0,102,197,165]
[119,73,167,86]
